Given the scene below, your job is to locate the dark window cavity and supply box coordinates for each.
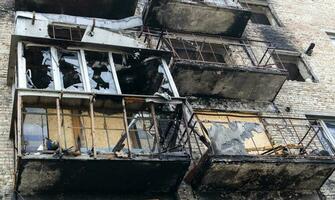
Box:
[24,46,54,89]
[113,53,173,96]
[250,12,271,25]
[48,25,86,41]
[85,51,117,93]
[58,50,85,91]
[274,54,305,82]
[23,108,48,153]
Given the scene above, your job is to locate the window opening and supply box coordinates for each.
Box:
[24,46,54,89]
[58,50,85,91]
[113,53,174,96]
[85,51,117,94]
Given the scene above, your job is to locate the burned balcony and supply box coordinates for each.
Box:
[162,35,288,101]
[15,0,138,19]
[143,0,251,37]
[184,111,335,193]
[12,91,191,196]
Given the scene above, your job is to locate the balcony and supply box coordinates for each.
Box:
[162,35,288,101]
[184,111,335,193]
[143,0,251,37]
[9,37,191,196]
[15,0,139,19]
[13,91,191,196]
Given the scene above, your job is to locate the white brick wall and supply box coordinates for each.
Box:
[0,0,14,198]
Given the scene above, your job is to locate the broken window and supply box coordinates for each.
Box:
[274,53,314,82]
[22,108,48,153]
[85,51,117,94]
[241,3,279,26]
[113,53,174,96]
[58,50,85,91]
[250,12,271,25]
[48,24,86,41]
[24,46,54,89]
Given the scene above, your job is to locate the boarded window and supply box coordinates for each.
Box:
[24,46,54,89]
[85,51,117,94]
[58,50,85,91]
[196,112,272,155]
[48,25,86,41]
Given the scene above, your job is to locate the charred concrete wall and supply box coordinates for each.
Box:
[0,0,14,199]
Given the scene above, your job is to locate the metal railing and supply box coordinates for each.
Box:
[163,35,287,71]
[185,111,334,158]
[17,93,192,159]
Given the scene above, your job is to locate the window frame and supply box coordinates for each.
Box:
[17,42,180,97]
[326,32,335,47]
[273,50,316,82]
[241,1,280,26]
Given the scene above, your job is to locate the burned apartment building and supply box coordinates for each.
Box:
[1,0,335,199]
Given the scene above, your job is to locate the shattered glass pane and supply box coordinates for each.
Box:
[23,108,48,153]
[58,50,85,91]
[113,53,174,96]
[85,51,117,94]
[24,46,54,89]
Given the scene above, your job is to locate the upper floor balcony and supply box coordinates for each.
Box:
[143,0,251,37]
[15,0,139,19]
[159,33,288,102]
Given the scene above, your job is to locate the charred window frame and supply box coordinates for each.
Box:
[17,42,179,97]
[20,44,55,90]
[273,51,316,82]
[111,52,179,96]
[241,2,279,26]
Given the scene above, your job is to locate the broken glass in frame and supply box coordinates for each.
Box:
[24,46,54,89]
[113,53,174,96]
[84,51,117,94]
[58,50,85,91]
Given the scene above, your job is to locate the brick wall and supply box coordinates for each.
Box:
[0,0,14,199]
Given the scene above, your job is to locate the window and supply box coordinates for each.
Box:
[24,46,54,89]
[22,108,48,153]
[84,51,117,94]
[241,3,279,26]
[58,50,85,91]
[18,42,178,97]
[327,32,335,47]
[48,24,86,41]
[274,52,315,82]
[113,53,175,96]
[308,116,335,155]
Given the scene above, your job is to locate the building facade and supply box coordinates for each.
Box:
[1,0,335,199]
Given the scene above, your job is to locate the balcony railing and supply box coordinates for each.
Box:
[14,90,192,159]
[186,111,334,158]
[163,35,287,71]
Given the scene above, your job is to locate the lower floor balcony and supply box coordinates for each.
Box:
[12,90,191,196]
[184,111,335,193]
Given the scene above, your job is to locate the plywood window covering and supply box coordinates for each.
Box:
[195,112,272,155]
